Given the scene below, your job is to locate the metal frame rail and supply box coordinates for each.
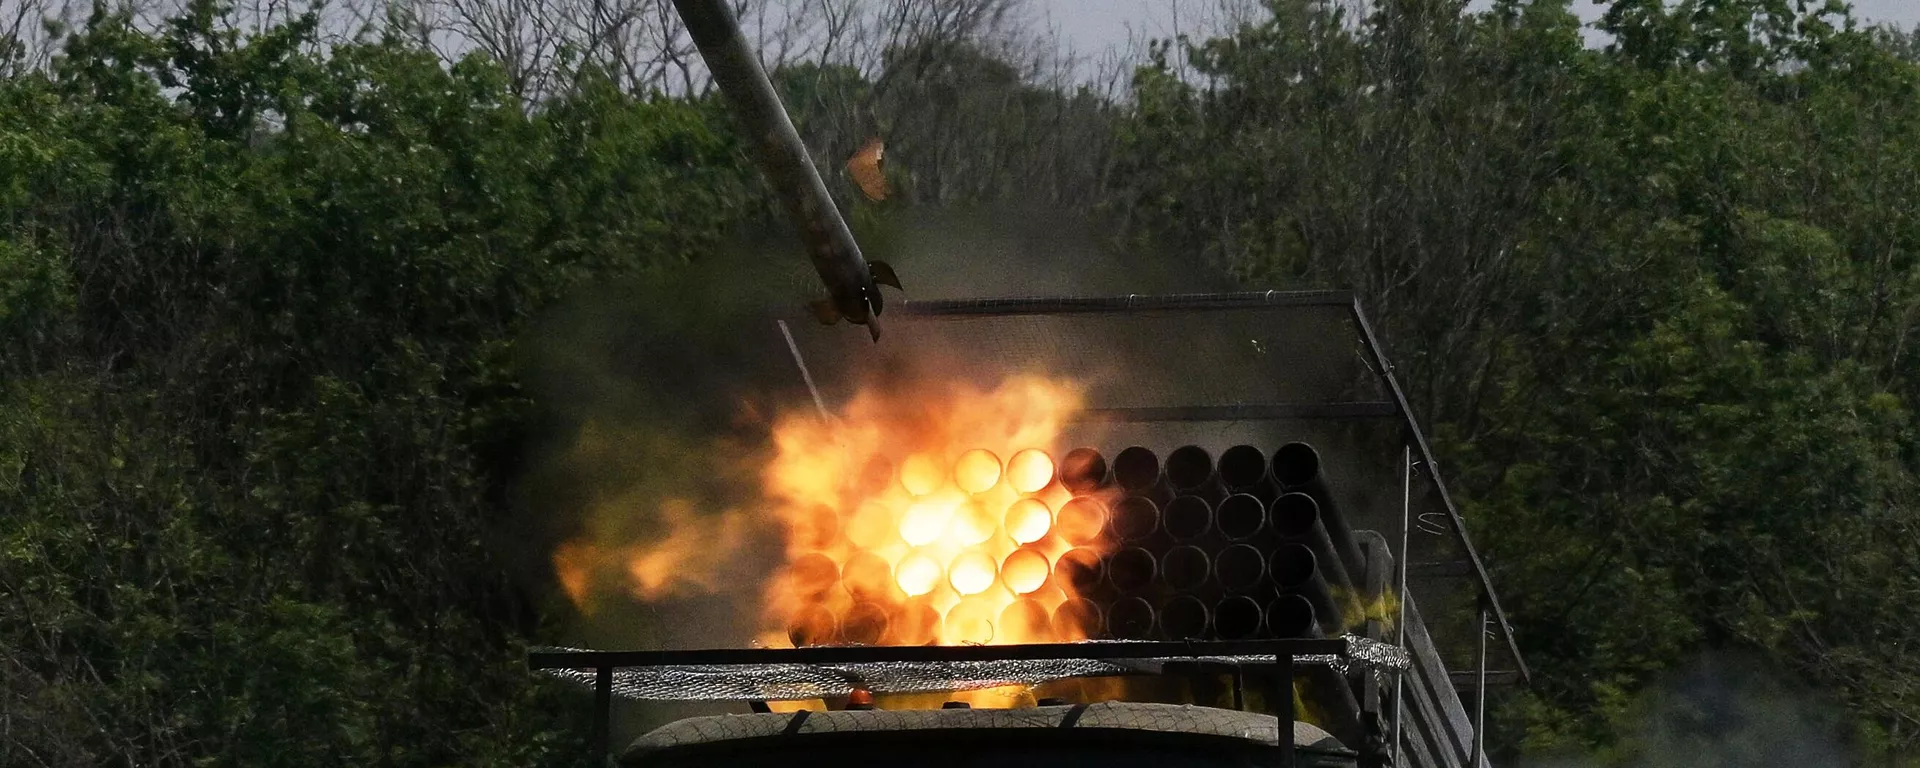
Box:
[530,638,1347,766]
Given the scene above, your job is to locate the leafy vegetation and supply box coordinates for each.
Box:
[3,0,1919,764]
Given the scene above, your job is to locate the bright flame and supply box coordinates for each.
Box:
[1003,498,1053,545]
[758,374,1118,646]
[1006,449,1055,494]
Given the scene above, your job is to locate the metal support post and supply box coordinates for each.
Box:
[592,665,613,760]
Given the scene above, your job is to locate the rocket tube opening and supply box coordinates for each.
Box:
[1054,547,1106,593]
[1002,498,1053,545]
[953,449,1002,494]
[1160,545,1211,592]
[1113,446,1161,493]
[1107,597,1156,640]
[1218,445,1269,490]
[1270,492,1320,538]
[1215,494,1266,541]
[889,602,939,645]
[1051,598,1102,639]
[1214,595,1264,639]
[787,604,839,647]
[1164,445,1215,492]
[1054,497,1108,546]
[1268,593,1320,638]
[1106,547,1157,592]
[1214,544,1266,592]
[1005,449,1056,494]
[1059,448,1109,493]
[1270,442,1322,488]
[1110,497,1160,542]
[841,602,889,645]
[1162,495,1212,541]
[789,552,840,597]
[998,599,1051,640]
[1271,542,1318,588]
[1159,595,1211,639]
[1000,547,1052,595]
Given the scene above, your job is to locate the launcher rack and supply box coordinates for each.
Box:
[533,292,1524,768]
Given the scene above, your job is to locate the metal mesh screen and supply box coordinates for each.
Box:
[538,637,1409,701]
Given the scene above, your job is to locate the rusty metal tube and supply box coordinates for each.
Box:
[1271,442,1368,579]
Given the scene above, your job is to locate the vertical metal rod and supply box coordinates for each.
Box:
[1233,667,1246,711]
[1391,444,1411,763]
[1279,654,1296,768]
[1473,603,1489,768]
[591,665,614,760]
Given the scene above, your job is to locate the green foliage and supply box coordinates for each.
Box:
[1115,0,1920,760]
[0,4,755,764]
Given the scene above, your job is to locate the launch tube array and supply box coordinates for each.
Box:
[1068,442,1368,641]
[781,441,1372,646]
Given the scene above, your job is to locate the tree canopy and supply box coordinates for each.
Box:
[3,0,1919,764]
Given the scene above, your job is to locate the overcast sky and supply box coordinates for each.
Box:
[1030,0,1920,59]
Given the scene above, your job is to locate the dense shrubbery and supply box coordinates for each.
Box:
[4,0,1919,764]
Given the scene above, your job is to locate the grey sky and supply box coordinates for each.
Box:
[1032,0,1920,58]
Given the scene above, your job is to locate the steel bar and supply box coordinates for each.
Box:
[1351,298,1530,684]
[1473,604,1488,768]
[1280,652,1297,768]
[530,638,1351,669]
[592,665,612,758]
[891,290,1356,317]
[1073,402,1399,423]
